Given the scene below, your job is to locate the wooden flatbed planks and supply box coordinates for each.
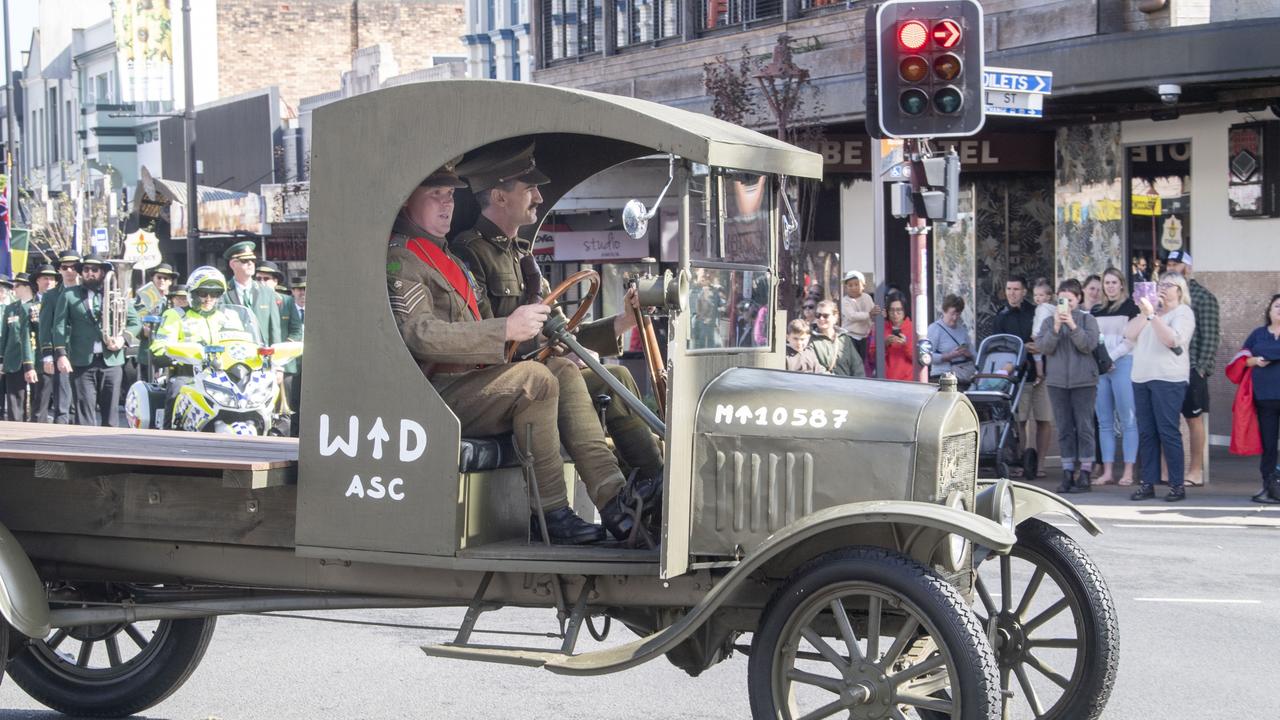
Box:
[0,420,297,471]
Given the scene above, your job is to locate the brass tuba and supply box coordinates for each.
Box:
[101,259,136,341]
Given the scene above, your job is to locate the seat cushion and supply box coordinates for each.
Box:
[459,435,521,473]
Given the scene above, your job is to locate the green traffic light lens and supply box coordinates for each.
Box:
[934,87,963,114]
[900,89,929,116]
[899,56,929,83]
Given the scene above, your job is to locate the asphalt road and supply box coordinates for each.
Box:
[2,514,1277,719]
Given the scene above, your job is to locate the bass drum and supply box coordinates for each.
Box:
[123,382,167,430]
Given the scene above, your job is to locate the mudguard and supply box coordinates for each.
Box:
[539,500,1015,676]
[0,522,50,638]
[979,479,1102,536]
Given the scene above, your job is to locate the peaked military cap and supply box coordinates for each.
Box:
[420,155,468,189]
[35,264,58,278]
[223,240,258,263]
[457,141,550,193]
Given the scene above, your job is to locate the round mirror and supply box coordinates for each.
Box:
[622,199,649,240]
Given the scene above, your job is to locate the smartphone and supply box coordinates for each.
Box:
[892,329,903,338]
[1056,297,1070,313]
[1133,281,1157,309]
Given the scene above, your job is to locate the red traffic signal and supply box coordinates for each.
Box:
[898,20,929,50]
[932,19,962,48]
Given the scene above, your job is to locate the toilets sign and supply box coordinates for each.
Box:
[983,66,1053,118]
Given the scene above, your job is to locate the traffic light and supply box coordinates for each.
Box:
[872,0,984,139]
[889,150,961,222]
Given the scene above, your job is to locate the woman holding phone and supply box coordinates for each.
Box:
[1125,272,1196,502]
[1241,294,1280,504]
[1093,268,1141,486]
[1035,279,1101,493]
[883,292,916,381]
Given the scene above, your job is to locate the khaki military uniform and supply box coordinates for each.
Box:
[452,218,663,479]
[387,232,625,511]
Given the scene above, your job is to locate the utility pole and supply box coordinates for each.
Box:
[181,0,198,273]
[2,0,16,229]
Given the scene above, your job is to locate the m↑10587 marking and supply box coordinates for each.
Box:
[713,404,848,430]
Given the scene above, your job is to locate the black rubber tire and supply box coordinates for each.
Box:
[748,547,1001,720]
[1006,518,1120,720]
[8,617,217,718]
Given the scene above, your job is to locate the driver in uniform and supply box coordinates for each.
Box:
[451,142,664,484]
[151,267,252,427]
[387,162,657,546]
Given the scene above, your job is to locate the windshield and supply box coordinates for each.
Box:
[685,167,775,351]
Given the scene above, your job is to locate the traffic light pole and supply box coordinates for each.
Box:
[905,137,930,383]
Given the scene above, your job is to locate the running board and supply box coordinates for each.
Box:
[420,643,569,668]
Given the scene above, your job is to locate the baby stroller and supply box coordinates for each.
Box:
[965,333,1038,479]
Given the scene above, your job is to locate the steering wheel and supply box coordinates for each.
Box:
[629,291,667,419]
[505,269,600,363]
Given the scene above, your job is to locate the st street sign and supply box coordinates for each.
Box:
[982,66,1053,94]
[985,90,1044,117]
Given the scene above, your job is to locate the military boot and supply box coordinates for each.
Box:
[1056,469,1076,494]
[532,506,606,545]
[600,472,663,545]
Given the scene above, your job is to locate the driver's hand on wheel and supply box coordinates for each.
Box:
[506,303,551,343]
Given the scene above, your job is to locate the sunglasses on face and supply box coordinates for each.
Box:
[59,263,77,270]
[803,305,816,311]
[193,290,225,299]
[816,313,833,319]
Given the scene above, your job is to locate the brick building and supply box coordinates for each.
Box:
[216,0,466,112]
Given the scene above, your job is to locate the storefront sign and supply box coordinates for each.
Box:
[1131,195,1162,216]
[807,132,1054,174]
[552,230,648,262]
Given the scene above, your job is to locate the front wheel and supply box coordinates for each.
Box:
[8,606,216,717]
[748,547,1000,719]
[972,518,1119,720]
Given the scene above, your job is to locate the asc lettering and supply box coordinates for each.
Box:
[344,474,406,501]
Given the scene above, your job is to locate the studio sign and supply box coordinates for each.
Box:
[318,414,428,502]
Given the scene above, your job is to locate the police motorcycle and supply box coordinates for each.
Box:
[125,269,303,435]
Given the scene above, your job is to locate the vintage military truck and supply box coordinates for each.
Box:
[0,80,1116,720]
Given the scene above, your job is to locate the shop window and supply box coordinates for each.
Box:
[1127,141,1190,285]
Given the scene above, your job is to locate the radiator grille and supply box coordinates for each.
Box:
[941,431,978,490]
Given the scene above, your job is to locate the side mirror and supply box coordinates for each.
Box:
[620,154,676,240]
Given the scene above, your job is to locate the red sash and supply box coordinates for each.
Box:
[405,237,481,321]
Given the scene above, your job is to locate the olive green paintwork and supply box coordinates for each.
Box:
[978,478,1104,536]
[297,80,819,559]
[0,521,51,638]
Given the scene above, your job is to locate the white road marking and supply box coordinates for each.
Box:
[1134,598,1262,605]
[1112,523,1247,530]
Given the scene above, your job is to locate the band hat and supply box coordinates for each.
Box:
[292,280,306,290]
[457,141,550,193]
[843,270,866,283]
[275,284,291,295]
[168,284,189,297]
[257,260,286,280]
[150,263,178,277]
[35,264,58,278]
[56,250,82,265]
[1165,250,1193,266]
[80,254,109,268]
[222,240,258,262]
[419,155,468,189]
[0,275,12,288]
[13,272,31,284]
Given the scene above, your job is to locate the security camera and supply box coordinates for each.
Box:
[1158,84,1181,105]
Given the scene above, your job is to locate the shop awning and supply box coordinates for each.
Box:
[134,167,264,238]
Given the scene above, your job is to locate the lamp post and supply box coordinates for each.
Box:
[181,0,198,274]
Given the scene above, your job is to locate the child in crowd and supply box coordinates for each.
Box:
[785,319,826,374]
[1031,277,1055,384]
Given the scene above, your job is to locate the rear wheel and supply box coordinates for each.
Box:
[748,547,1000,719]
[7,585,216,718]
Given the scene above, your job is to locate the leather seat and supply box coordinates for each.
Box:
[459,435,521,473]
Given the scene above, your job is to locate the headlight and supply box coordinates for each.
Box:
[243,370,277,406]
[998,484,1016,532]
[203,382,240,408]
[946,490,969,571]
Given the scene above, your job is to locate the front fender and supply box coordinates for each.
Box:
[0,522,51,638]
[979,479,1102,536]
[541,500,1013,676]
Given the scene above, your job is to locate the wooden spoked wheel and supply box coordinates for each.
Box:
[505,269,601,363]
